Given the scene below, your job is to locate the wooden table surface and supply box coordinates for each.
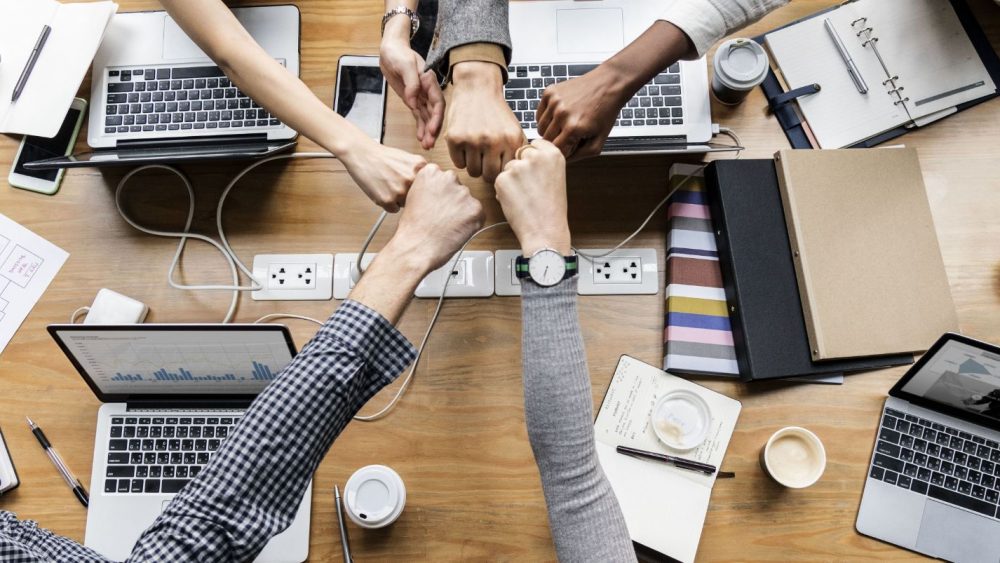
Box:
[1,1,998,560]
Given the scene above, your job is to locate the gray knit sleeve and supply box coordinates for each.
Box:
[424,0,511,74]
[520,278,636,562]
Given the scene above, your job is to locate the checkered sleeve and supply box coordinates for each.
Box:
[127,300,416,562]
[0,511,109,562]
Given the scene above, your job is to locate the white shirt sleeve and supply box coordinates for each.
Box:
[659,0,789,58]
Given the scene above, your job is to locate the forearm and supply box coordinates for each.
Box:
[160,0,370,156]
[521,280,635,562]
[0,511,111,562]
[597,21,693,107]
[659,0,789,58]
[130,259,421,560]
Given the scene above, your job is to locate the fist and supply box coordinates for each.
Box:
[393,164,485,272]
[494,140,571,255]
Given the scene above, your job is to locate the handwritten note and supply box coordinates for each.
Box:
[0,213,67,354]
[595,356,741,487]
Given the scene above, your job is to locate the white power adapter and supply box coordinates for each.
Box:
[82,289,149,325]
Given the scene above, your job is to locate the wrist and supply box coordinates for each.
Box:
[451,60,503,90]
[597,56,648,104]
[519,228,572,256]
[380,237,439,281]
[382,15,411,44]
[327,124,377,161]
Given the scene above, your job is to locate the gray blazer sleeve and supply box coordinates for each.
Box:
[425,0,511,74]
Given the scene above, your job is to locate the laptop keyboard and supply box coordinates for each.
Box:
[870,407,1000,519]
[504,63,684,130]
[103,66,284,135]
[104,415,241,495]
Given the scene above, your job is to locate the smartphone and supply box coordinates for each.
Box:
[334,55,387,143]
[8,98,87,194]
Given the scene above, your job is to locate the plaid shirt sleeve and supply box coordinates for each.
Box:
[0,300,415,563]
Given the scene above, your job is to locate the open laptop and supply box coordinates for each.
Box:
[26,6,300,170]
[507,0,714,155]
[48,323,311,563]
[858,333,1000,562]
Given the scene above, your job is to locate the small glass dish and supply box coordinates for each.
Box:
[651,389,712,451]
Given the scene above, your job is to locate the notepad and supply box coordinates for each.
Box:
[774,148,959,361]
[595,356,741,563]
[0,0,118,137]
[765,0,996,149]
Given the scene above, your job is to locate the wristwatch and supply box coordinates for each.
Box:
[381,6,420,39]
[515,248,578,287]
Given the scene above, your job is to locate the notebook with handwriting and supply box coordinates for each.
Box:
[595,356,740,563]
[765,0,996,149]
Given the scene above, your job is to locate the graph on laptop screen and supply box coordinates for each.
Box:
[901,340,1000,422]
[54,329,294,395]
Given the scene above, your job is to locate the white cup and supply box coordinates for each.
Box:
[343,465,406,529]
[759,427,827,489]
[712,38,769,105]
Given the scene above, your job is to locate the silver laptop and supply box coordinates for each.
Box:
[858,333,1000,562]
[26,6,300,169]
[507,0,714,155]
[48,324,311,563]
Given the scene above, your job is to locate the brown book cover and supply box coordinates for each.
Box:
[774,148,958,360]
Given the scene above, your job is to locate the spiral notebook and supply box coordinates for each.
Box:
[765,0,997,149]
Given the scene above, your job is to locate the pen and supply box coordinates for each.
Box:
[25,417,89,508]
[616,445,728,477]
[824,18,868,95]
[334,485,353,562]
[11,25,52,102]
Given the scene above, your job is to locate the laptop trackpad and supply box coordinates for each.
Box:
[163,16,211,60]
[916,500,1000,563]
[556,8,623,54]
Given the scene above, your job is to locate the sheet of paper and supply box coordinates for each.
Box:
[0,213,68,355]
[594,356,741,562]
[595,355,741,487]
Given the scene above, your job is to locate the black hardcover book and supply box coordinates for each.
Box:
[704,159,913,381]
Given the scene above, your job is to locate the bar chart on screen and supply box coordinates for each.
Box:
[55,328,294,394]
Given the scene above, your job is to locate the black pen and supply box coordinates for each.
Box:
[26,417,89,507]
[11,25,52,102]
[617,445,725,476]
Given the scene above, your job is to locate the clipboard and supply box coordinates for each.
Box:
[755,0,1000,149]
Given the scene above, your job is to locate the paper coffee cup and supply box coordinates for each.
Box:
[343,465,406,529]
[759,427,826,488]
[712,38,769,105]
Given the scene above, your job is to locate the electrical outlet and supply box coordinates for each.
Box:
[332,253,377,299]
[414,251,494,298]
[494,250,523,296]
[251,254,333,301]
[577,248,658,295]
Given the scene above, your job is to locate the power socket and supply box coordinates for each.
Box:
[576,248,659,295]
[414,251,494,298]
[332,253,376,299]
[251,254,333,301]
[495,250,524,296]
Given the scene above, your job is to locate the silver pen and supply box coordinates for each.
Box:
[334,485,353,562]
[824,18,868,94]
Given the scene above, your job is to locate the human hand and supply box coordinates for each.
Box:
[444,61,525,183]
[536,65,629,160]
[387,163,485,272]
[494,140,571,255]
[339,139,426,213]
[380,20,444,149]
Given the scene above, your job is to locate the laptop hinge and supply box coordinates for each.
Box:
[602,135,689,149]
[116,134,268,149]
[125,399,252,411]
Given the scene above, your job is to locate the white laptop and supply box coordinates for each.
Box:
[507,0,714,154]
[48,324,311,563]
[26,6,299,169]
[857,333,1000,562]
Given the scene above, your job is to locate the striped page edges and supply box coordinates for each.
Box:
[662,164,739,377]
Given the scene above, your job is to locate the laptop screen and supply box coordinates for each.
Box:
[897,337,1000,426]
[48,325,297,402]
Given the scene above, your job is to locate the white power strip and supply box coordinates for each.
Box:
[334,252,495,299]
[494,249,659,296]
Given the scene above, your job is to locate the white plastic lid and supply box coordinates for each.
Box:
[343,465,406,528]
[713,38,769,89]
[651,389,712,450]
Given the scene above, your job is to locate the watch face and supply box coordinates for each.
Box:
[528,250,566,287]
